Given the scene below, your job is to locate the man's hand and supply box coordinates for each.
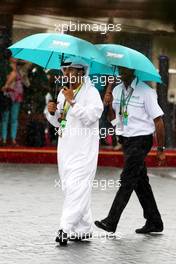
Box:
[156,150,166,166]
[104,92,113,106]
[62,87,74,104]
[48,101,57,114]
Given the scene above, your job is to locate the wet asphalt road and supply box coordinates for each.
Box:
[0,164,175,264]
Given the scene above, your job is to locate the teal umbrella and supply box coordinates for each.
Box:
[89,61,118,75]
[96,44,161,83]
[8,33,110,74]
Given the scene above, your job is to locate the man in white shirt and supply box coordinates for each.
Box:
[95,66,166,234]
[46,58,103,245]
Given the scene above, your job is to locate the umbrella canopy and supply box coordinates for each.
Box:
[9,33,111,75]
[89,61,118,76]
[96,44,161,83]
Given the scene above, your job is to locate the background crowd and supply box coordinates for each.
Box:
[0,53,118,148]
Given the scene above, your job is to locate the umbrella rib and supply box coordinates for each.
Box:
[45,51,54,69]
[13,48,24,57]
[61,53,64,65]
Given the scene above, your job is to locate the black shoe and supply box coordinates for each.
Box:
[135,220,164,234]
[69,232,92,241]
[94,220,116,233]
[55,230,68,246]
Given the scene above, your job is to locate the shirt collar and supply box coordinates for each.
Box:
[130,77,138,90]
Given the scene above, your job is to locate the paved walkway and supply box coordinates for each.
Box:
[0,164,175,264]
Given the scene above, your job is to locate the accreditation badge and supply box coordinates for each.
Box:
[123,111,128,126]
[60,119,67,129]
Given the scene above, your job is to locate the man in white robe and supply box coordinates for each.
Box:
[45,58,103,245]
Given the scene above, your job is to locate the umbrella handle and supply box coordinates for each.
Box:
[49,53,64,115]
[113,65,117,75]
[52,75,60,113]
[61,53,64,65]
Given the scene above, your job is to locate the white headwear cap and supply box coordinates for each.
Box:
[61,57,89,75]
[61,57,94,87]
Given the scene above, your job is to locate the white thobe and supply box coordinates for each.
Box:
[45,80,103,234]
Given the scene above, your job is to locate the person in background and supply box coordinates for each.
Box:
[0,52,12,145]
[0,58,23,146]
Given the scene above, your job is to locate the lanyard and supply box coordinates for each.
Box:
[61,83,82,121]
[119,87,134,116]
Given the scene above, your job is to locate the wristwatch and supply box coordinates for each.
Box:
[157,146,166,152]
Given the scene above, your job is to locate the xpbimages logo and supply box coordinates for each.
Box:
[54,178,121,191]
[55,21,122,34]
[54,74,121,86]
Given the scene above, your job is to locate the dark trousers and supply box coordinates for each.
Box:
[105,134,162,229]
